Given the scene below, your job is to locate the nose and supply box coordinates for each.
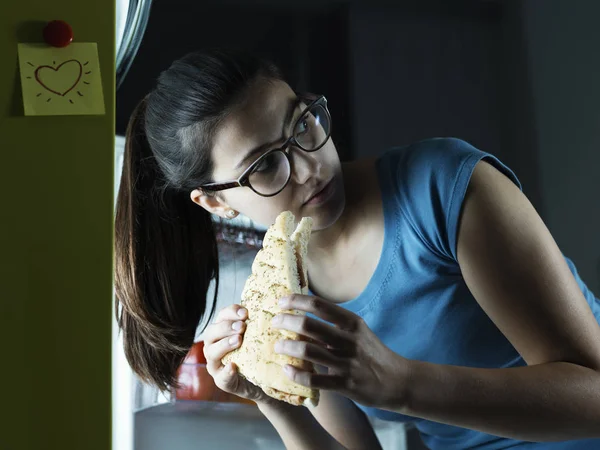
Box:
[289,147,321,186]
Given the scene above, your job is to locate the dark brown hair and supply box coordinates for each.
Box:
[114,48,283,391]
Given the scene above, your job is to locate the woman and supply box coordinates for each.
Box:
[114,48,600,449]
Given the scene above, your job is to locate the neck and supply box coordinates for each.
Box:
[306,158,376,265]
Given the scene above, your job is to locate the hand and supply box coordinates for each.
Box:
[203,304,279,406]
[271,295,410,409]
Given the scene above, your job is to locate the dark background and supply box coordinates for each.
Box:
[116,0,600,293]
[117,0,507,165]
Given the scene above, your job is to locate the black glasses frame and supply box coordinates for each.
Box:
[199,93,331,197]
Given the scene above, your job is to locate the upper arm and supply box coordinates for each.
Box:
[456,160,600,370]
[395,137,522,261]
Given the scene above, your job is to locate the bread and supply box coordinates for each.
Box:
[222,211,319,407]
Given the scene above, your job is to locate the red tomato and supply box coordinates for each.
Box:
[175,340,255,405]
[183,341,206,365]
[175,364,216,401]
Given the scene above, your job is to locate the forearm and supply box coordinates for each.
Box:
[394,360,600,442]
[258,400,346,450]
[308,389,383,450]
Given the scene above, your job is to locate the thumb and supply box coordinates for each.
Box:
[217,362,240,391]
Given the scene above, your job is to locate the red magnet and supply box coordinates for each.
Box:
[43,20,73,48]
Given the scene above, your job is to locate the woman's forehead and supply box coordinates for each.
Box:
[212,81,296,161]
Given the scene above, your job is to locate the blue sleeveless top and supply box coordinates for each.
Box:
[333,138,600,449]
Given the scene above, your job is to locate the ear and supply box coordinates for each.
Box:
[190,189,232,219]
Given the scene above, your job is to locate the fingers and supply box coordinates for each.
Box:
[213,362,265,403]
[213,362,238,391]
[204,318,246,346]
[271,314,349,348]
[282,365,348,391]
[213,304,248,324]
[213,362,246,396]
[278,295,361,331]
[206,334,243,372]
[204,305,247,374]
[274,339,347,370]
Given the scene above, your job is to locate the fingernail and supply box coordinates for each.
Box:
[237,308,247,318]
[274,341,282,353]
[283,365,292,375]
[271,315,282,325]
[229,335,240,345]
[278,297,288,307]
[232,321,243,331]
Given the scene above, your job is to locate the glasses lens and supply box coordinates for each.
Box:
[247,150,290,196]
[293,103,330,151]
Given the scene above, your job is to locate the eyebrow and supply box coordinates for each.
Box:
[234,96,303,171]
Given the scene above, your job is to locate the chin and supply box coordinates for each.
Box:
[300,175,346,232]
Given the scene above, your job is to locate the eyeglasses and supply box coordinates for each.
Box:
[199,93,331,197]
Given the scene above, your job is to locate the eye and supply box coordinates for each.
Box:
[254,153,279,174]
[296,116,310,136]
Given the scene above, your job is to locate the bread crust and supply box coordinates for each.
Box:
[222,211,319,407]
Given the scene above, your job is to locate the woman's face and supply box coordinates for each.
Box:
[194,79,346,231]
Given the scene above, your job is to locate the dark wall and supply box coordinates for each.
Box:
[346,4,504,160]
[519,0,600,292]
[116,1,354,160]
[117,0,504,164]
[495,0,545,215]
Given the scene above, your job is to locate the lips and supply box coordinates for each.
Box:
[303,178,334,205]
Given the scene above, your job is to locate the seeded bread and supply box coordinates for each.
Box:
[222,211,319,407]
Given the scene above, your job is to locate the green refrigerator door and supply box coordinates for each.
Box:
[1,1,115,449]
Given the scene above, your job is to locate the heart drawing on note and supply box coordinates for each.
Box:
[34,59,83,96]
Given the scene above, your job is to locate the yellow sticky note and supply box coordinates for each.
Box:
[18,43,105,116]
